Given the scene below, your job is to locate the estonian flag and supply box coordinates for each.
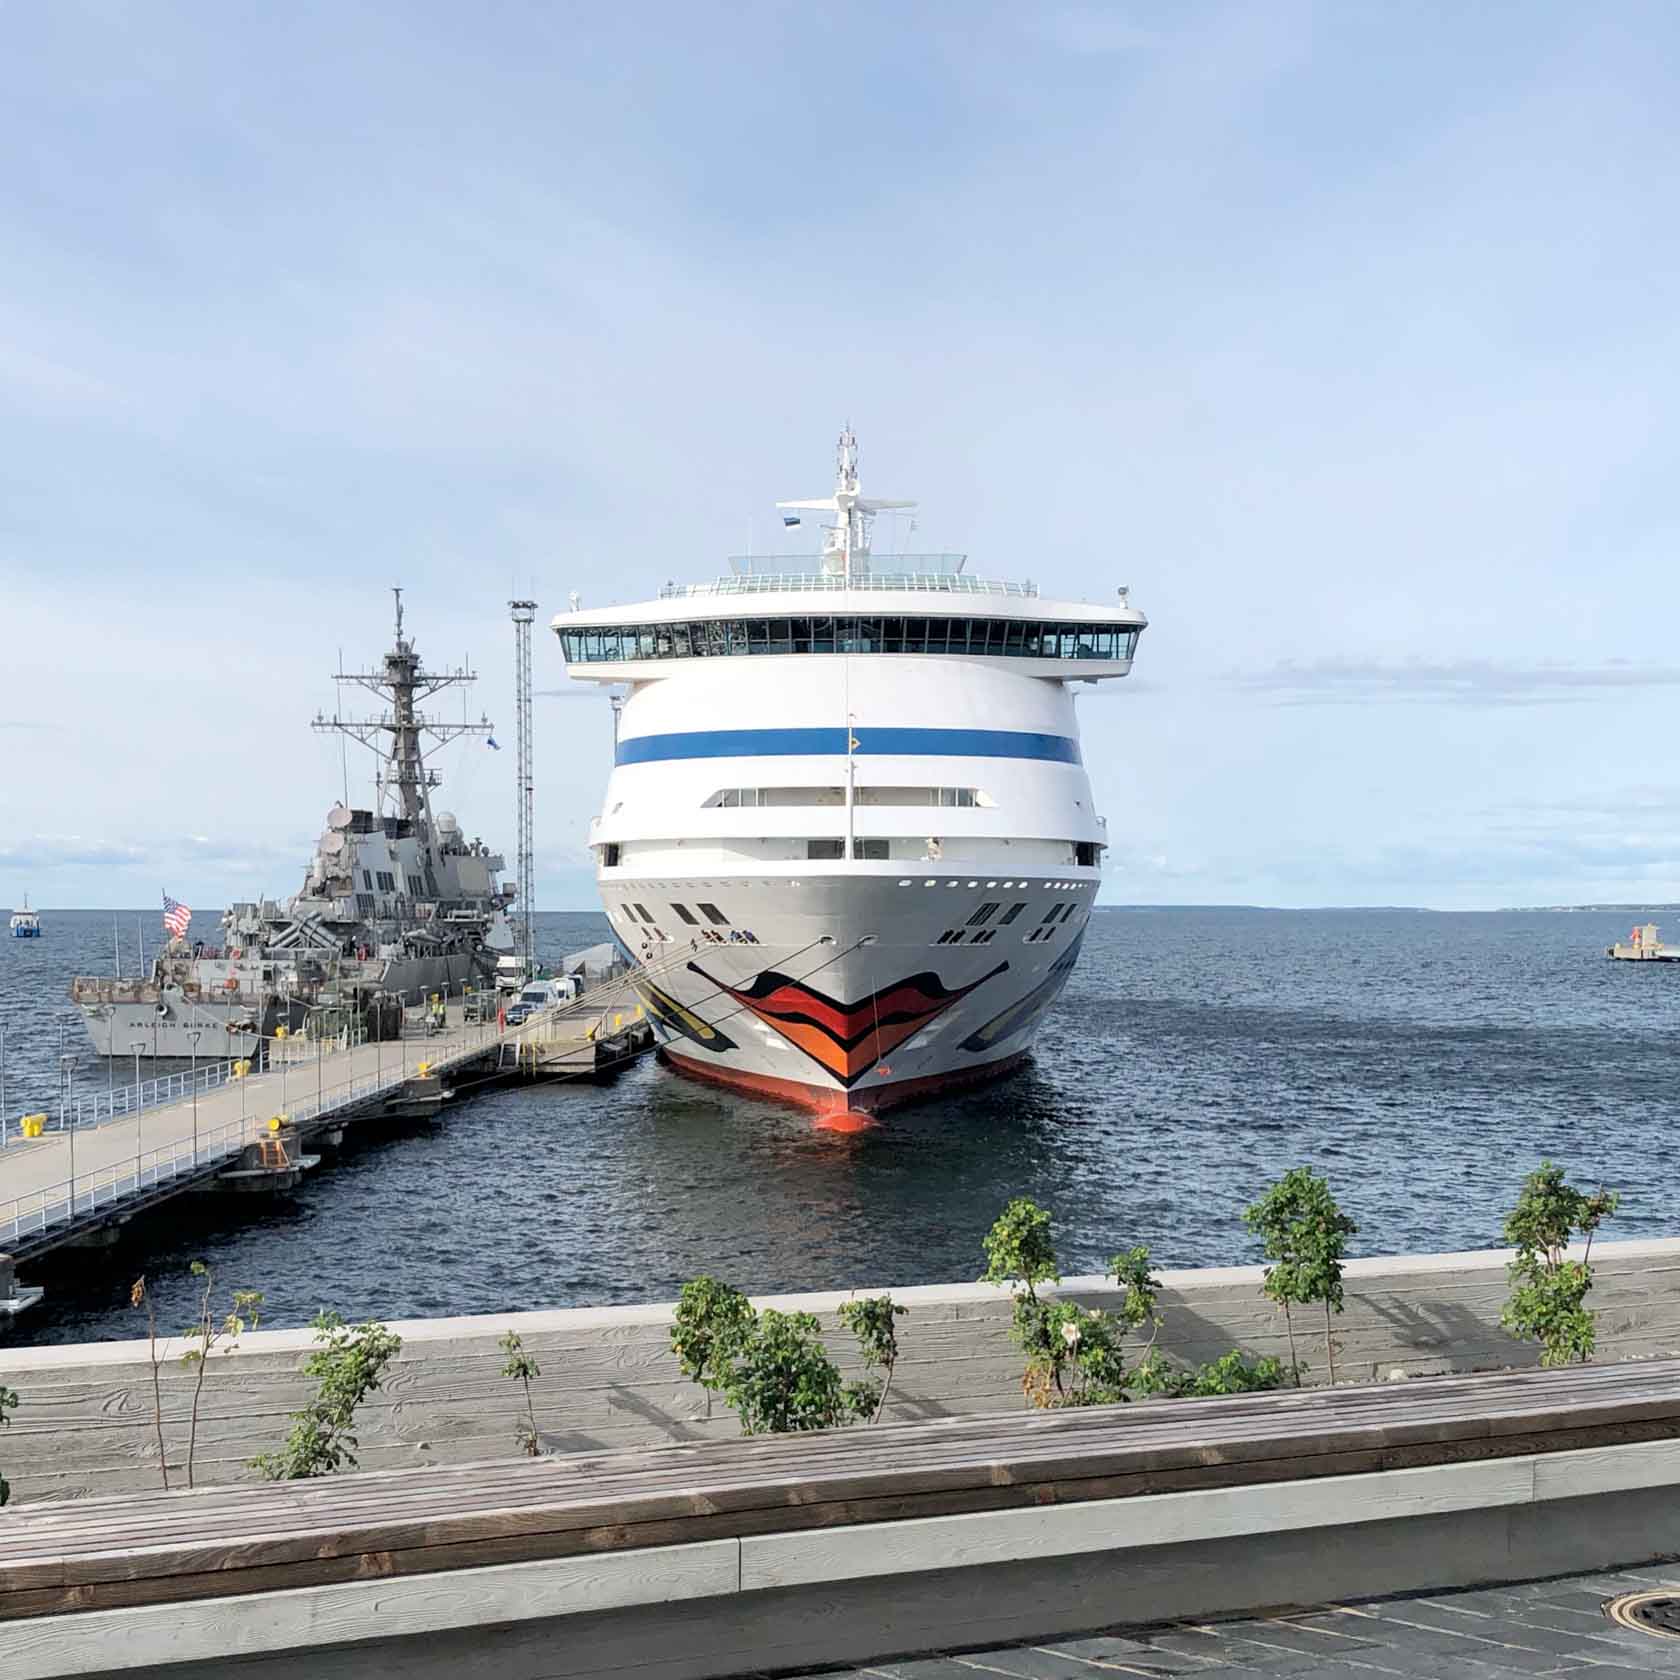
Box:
[781,513,801,527]
[487,736,501,750]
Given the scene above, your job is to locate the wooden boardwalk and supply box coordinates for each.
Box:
[3,1359,1678,1623]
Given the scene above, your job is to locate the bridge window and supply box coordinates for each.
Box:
[967,902,1001,927]
[697,902,729,925]
[670,902,699,925]
[807,839,844,860]
[998,902,1027,926]
[560,618,1141,664]
[852,838,889,860]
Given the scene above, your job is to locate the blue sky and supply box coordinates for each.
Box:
[3,1,1679,911]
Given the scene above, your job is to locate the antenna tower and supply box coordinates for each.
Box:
[312,588,492,895]
[510,599,538,970]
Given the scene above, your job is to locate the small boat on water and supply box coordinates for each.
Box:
[1607,923,1679,961]
[9,897,41,939]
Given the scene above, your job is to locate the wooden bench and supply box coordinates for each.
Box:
[5,1358,1680,1626]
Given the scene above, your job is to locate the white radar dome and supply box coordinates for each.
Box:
[436,811,460,833]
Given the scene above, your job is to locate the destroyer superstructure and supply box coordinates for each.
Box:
[552,431,1146,1113]
[71,594,515,1059]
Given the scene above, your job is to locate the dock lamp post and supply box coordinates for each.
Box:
[60,1053,77,1218]
[186,1027,203,1166]
[130,1041,146,1188]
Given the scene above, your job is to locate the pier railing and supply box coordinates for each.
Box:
[0,1058,241,1150]
[0,1027,503,1250]
[0,1115,255,1244]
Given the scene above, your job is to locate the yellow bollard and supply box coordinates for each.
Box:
[613,1013,622,1030]
[268,1115,285,1133]
[232,1060,251,1079]
[21,1113,46,1139]
[417,1061,431,1078]
[275,1026,288,1040]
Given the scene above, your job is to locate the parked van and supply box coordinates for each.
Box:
[503,976,576,1026]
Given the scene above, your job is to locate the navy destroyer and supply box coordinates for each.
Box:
[71,593,517,1059]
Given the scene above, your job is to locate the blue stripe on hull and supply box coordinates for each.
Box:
[615,727,1081,766]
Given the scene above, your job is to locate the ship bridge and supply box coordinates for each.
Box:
[552,562,1144,680]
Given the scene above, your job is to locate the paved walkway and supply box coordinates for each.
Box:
[761,1568,1680,1679]
[0,1006,505,1237]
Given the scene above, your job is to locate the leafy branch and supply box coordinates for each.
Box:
[1242,1168,1358,1386]
[837,1295,908,1423]
[0,1383,17,1508]
[500,1329,542,1456]
[672,1278,883,1434]
[1501,1161,1619,1367]
[250,1312,402,1480]
[178,1262,263,1488]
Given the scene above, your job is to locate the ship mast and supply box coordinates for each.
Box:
[312,589,493,890]
[776,427,916,583]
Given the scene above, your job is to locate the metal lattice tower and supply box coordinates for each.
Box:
[510,599,538,971]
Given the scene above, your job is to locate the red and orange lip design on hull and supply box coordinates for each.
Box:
[690,961,1008,1088]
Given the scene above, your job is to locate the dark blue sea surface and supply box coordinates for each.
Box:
[2,905,1675,1346]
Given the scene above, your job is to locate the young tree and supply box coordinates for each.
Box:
[499,1329,542,1456]
[837,1295,908,1423]
[251,1312,402,1479]
[981,1202,1170,1408]
[1500,1161,1619,1367]
[179,1262,263,1489]
[1242,1168,1358,1386]
[0,1383,17,1508]
[130,1276,171,1490]
[671,1278,876,1434]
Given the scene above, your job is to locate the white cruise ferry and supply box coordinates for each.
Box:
[552,432,1146,1116]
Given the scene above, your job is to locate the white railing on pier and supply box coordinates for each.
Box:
[0,963,663,1250]
[0,1058,243,1151]
[0,1020,511,1249]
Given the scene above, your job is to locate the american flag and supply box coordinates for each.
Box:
[162,893,192,940]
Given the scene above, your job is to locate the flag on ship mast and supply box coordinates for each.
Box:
[162,893,192,940]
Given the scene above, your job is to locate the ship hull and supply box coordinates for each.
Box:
[75,952,484,1059]
[617,871,1090,1116]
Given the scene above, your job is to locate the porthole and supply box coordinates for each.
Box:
[898,878,912,887]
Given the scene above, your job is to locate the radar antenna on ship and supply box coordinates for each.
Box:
[312,587,494,896]
[776,427,916,583]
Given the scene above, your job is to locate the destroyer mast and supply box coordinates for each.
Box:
[312,588,493,893]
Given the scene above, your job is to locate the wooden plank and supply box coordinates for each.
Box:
[4,1397,1679,1615]
[10,1409,1678,1617]
[7,1360,1680,1560]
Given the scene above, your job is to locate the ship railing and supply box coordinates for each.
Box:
[657,569,1038,599]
